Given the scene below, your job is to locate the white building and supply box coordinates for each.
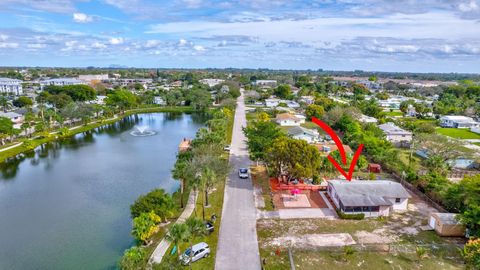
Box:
[275,113,303,126]
[299,96,315,105]
[78,74,109,82]
[154,96,166,105]
[440,115,480,129]
[265,98,280,107]
[327,180,410,217]
[357,114,378,123]
[40,78,85,90]
[254,80,277,88]
[0,78,23,95]
[287,126,319,143]
[378,122,413,147]
[200,78,224,87]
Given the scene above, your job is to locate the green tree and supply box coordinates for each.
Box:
[243,121,283,162]
[165,223,191,257]
[274,84,292,99]
[130,189,175,221]
[119,246,146,270]
[106,89,138,113]
[131,211,161,244]
[185,217,207,268]
[13,96,33,108]
[305,104,325,120]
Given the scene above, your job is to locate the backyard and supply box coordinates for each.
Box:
[436,128,480,139]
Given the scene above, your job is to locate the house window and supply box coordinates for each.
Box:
[353,206,362,212]
[395,198,401,203]
[371,206,380,212]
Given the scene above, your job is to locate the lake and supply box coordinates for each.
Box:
[0,112,204,270]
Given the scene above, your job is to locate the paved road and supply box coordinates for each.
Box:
[215,90,261,270]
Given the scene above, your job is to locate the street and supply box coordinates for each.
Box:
[215,90,261,269]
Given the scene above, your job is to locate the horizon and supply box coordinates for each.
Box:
[0,0,479,73]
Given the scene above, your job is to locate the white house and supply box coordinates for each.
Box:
[327,180,410,217]
[440,115,480,129]
[78,74,109,82]
[283,100,300,109]
[154,96,166,105]
[299,96,315,105]
[275,113,302,126]
[378,122,413,147]
[357,114,378,123]
[265,98,280,107]
[40,78,85,90]
[287,126,319,143]
[200,78,224,87]
[0,78,23,95]
[254,80,277,88]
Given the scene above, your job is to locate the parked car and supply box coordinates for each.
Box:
[179,242,210,265]
[238,168,249,179]
[205,221,214,233]
[224,145,231,152]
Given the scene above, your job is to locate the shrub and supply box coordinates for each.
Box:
[336,210,365,220]
[462,238,480,269]
[130,188,175,220]
[119,246,146,270]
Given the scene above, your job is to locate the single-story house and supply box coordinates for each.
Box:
[358,114,378,123]
[254,80,277,88]
[429,212,465,237]
[440,115,480,129]
[265,98,280,107]
[378,122,413,147]
[280,100,300,109]
[299,96,315,105]
[327,180,411,217]
[275,113,303,126]
[314,143,352,156]
[287,126,320,143]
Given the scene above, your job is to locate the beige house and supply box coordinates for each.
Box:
[275,113,303,126]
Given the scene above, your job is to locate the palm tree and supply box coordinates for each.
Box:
[172,159,190,209]
[185,217,207,269]
[0,94,13,112]
[165,223,190,257]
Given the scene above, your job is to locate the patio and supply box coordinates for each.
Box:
[273,190,329,209]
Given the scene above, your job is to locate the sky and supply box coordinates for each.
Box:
[0,0,479,73]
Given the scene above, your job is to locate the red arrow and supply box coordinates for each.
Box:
[311,117,364,181]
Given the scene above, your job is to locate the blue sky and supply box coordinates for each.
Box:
[0,0,479,72]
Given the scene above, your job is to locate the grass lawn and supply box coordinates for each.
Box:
[301,121,326,134]
[384,111,404,117]
[436,128,480,139]
[251,165,275,211]
[473,142,480,147]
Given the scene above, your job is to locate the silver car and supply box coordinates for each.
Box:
[180,242,210,265]
[238,168,249,179]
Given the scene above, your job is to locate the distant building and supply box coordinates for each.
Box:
[0,78,23,95]
[154,96,166,105]
[282,100,300,109]
[40,78,85,90]
[220,85,229,93]
[275,113,303,126]
[200,78,224,87]
[378,122,413,147]
[78,74,109,82]
[254,80,277,88]
[314,143,352,156]
[358,80,382,91]
[287,126,319,143]
[439,115,480,129]
[327,180,410,217]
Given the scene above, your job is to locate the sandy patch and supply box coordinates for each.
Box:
[268,233,356,248]
[282,194,311,208]
[354,228,399,244]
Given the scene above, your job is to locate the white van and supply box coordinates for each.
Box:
[180,242,210,265]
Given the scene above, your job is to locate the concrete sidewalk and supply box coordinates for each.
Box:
[148,190,198,266]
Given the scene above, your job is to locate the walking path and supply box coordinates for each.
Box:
[215,90,261,270]
[148,190,198,265]
[0,142,23,152]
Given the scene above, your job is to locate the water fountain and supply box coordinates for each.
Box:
[130,125,156,137]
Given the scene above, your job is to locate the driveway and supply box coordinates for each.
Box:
[215,90,261,270]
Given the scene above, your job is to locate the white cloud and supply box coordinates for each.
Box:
[73,13,93,23]
[27,43,46,49]
[109,37,124,45]
[193,45,206,51]
[92,42,107,49]
[178,39,188,46]
[458,0,479,12]
[0,42,19,48]
[0,34,8,41]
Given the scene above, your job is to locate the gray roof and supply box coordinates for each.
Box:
[0,112,22,118]
[378,122,412,135]
[329,180,411,207]
[287,126,317,137]
[432,213,461,225]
